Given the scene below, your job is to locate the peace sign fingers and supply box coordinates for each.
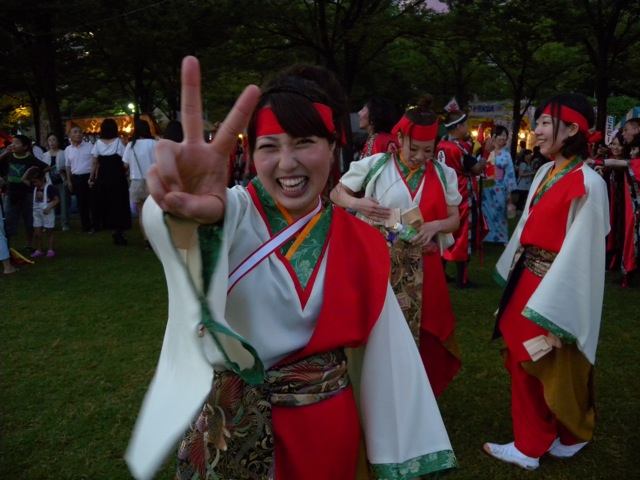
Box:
[180,56,206,145]
[148,56,261,224]
[210,84,261,160]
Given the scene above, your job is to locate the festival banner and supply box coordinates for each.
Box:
[605,115,615,145]
[444,97,460,112]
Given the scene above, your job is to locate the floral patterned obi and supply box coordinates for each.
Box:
[176,348,350,479]
[522,246,558,278]
[262,348,350,406]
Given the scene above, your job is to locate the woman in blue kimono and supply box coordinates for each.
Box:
[482,125,517,244]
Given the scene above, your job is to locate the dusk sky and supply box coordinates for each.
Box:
[426,0,449,13]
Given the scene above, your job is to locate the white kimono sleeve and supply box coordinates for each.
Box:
[523,168,609,364]
[125,199,217,480]
[126,194,263,480]
[359,284,457,476]
[495,166,609,364]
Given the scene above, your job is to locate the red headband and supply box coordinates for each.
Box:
[255,103,335,137]
[391,115,438,141]
[541,105,589,132]
[588,131,602,144]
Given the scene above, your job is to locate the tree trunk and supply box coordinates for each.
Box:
[510,96,523,160]
[134,64,144,122]
[30,10,64,139]
[594,54,609,134]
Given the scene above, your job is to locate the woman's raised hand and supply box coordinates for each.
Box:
[484,137,496,153]
[147,56,261,224]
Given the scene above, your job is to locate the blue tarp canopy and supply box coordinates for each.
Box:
[614,107,640,130]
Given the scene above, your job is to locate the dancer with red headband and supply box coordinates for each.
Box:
[483,93,609,470]
[437,110,488,289]
[125,58,457,480]
[331,95,463,398]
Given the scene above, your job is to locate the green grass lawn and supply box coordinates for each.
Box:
[1,215,638,479]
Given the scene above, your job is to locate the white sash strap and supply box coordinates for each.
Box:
[227,198,323,293]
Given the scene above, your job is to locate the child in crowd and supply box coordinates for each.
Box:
[22,167,59,258]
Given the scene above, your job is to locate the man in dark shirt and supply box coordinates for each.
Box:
[0,134,49,250]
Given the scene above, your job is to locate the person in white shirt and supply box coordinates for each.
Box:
[65,125,94,233]
[122,119,157,249]
[89,119,130,245]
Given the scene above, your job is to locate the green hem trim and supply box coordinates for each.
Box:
[522,306,576,344]
[493,267,507,287]
[371,450,457,479]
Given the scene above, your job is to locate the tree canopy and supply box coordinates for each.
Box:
[2,0,639,153]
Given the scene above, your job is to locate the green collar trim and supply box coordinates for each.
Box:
[432,159,447,186]
[251,178,332,289]
[362,153,391,191]
[533,157,582,205]
[394,155,425,193]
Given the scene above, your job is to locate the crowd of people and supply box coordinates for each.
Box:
[594,118,640,287]
[2,55,638,479]
[0,119,185,271]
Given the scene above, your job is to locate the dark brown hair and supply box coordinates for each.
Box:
[99,118,119,140]
[534,93,594,159]
[247,64,348,154]
[364,96,398,133]
[443,109,466,130]
[404,94,438,127]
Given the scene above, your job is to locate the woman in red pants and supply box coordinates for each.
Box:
[484,93,609,470]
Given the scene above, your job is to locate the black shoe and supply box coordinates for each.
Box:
[455,261,477,289]
[456,280,479,289]
[112,233,128,246]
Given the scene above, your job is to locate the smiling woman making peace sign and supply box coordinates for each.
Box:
[126,56,456,480]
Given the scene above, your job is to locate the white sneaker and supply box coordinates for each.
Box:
[547,438,588,458]
[483,442,539,470]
